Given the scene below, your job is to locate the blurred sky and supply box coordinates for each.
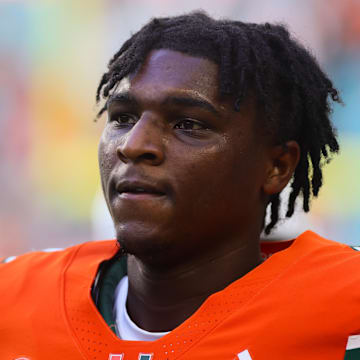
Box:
[1,0,360,257]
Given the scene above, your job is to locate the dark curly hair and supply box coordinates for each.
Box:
[96,11,341,234]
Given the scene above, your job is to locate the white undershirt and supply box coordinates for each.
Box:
[113,276,170,341]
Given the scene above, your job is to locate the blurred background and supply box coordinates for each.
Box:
[1,0,360,258]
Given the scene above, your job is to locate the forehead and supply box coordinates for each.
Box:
[115,49,220,102]
[109,48,261,144]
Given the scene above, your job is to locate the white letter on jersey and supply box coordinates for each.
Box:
[237,350,253,360]
[346,334,360,350]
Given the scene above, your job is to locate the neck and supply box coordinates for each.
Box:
[126,234,262,332]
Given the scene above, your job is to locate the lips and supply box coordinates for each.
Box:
[115,179,167,197]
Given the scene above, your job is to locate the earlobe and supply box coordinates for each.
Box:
[263,141,300,196]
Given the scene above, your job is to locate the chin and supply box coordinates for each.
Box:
[115,223,175,264]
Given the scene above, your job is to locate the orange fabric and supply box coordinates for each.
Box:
[1,231,360,359]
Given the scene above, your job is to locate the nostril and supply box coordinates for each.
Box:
[141,153,157,161]
[117,146,161,164]
[116,147,129,163]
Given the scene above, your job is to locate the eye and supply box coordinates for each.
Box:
[173,119,207,131]
[109,112,138,127]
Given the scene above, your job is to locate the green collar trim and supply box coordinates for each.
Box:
[92,255,127,334]
[344,348,360,359]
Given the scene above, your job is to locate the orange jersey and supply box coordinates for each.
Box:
[1,231,360,360]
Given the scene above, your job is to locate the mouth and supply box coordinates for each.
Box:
[115,179,167,199]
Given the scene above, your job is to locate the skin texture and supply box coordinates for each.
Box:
[98,49,299,331]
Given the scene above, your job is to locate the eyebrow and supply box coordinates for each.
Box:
[107,91,220,116]
[107,92,138,107]
[162,96,219,115]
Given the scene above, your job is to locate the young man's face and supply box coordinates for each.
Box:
[99,49,271,265]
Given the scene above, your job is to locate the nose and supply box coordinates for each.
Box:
[116,115,165,165]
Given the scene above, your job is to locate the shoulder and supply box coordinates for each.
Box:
[292,230,360,260]
[263,230,360,270]
[293,231,360,274]
[263,231,360,305]
[0,240,118,288]
[0,240,118,319]
[283,231,360,299]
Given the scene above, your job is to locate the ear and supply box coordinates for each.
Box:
[262,140,300,196]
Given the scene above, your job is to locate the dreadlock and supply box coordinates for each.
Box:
[96,11,341,234]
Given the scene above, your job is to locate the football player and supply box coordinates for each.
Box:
[1,11,359,360]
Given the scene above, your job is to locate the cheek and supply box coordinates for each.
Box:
[98,132,118,188]
[170,143,236,204]
[176,139,260,210]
